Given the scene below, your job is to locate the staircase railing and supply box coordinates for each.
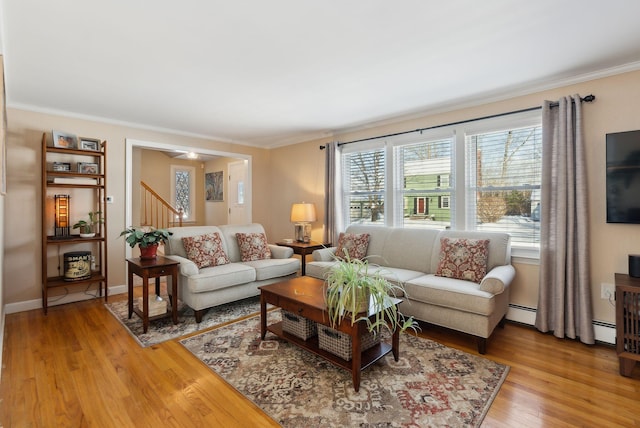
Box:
[140,181,183,229]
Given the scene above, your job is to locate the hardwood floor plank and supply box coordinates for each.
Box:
[2,297,639,427]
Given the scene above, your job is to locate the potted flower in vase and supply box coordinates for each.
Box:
[119,226,173,259]
[324,253,419,335]
[73,211,103,238]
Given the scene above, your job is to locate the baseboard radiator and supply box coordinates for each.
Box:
[507,303,616,345]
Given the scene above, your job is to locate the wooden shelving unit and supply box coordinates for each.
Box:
[615,273,640,376]
[41,132,108,314]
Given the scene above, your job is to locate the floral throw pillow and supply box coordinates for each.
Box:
[335,232,370,260]
[436,237,489,284]
[182,233,229,269]
[236,232,272,262]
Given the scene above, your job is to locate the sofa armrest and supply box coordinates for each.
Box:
[165,255,199,276]
[312,247,337,261]
[268,244,294,259]
[479,264,516,294]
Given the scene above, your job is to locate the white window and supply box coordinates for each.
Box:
[396,137,453,228]
[466,125,542,247]
[171,165,196,222]
[339,111,542,256]
[342,146,386,225]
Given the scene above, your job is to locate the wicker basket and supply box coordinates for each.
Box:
[318,325,380,361]
[282,311,317,340]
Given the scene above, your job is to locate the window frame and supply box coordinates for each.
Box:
[339,110,542,259]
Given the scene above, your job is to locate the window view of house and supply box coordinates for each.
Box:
[341,117,542,251]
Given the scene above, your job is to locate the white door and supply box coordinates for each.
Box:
[228,160,250,224]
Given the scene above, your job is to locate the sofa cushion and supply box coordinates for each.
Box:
[165,225,225,259]
[335,232,370,260]
[405,274,496,316]
[185,263,256,293]
[364,265,426,291]
[182,232,229,268]
[242,258,300,280]
[436,237,489,283]
[236,232,272,261]
[430,230,511,273]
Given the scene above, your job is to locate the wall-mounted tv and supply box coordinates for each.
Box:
[606,130,640,223]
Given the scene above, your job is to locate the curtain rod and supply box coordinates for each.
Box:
[319,94,595,150]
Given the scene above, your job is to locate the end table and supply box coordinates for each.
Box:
[126,256,180,333]
[276,241,331,276]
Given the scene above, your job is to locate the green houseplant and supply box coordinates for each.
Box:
[119,226,173,259]
[324,253,419,335]
[73,211,103,237]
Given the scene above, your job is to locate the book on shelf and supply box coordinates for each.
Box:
[47,177,98,185]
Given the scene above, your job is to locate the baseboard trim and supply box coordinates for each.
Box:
[506,304,616,345]
[2,293,618,345]
[4,284,127,315]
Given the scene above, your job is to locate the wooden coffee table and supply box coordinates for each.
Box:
[259,276,401,391]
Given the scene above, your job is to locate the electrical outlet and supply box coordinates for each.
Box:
[601,283,615,300]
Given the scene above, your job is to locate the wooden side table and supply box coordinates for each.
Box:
[127,256,180,333]
[276,241,331,276]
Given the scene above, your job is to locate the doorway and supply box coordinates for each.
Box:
[125,139,252,255]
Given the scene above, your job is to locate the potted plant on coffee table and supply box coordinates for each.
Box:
[119,226,173,259]
[324,253,419,335]
[73,211,103,238]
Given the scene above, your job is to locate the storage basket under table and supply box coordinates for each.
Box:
[282,310,317,340]
[318,325,380,361]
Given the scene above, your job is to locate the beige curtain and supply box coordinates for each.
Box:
[324,142,343,245]
[535,94,594,344]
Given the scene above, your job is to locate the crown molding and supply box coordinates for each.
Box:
[330,60,640,138]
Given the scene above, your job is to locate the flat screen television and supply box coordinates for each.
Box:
[606,130,640,223]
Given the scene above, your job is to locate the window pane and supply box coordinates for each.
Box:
[466,126,542,246]
[398,138,453,229]
[175,170,191,219]
[344,149,385,225]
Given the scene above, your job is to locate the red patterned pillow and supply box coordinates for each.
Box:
[236,232,272,262]
[335,232,370,260]
[436,237,489,284]
[182,233,229,269]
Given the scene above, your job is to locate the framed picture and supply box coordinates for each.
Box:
[79,138,100,151]
[52,130,78,149]
[77,162,99,174]
[52,162,71,172]
[205,171,224,201]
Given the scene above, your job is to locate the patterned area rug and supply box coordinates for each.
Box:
[180,311,509,427]
[105,296,263,347]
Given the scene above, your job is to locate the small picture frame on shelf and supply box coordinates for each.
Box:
[77,162,99,174]
[52,130,78,149]
[79,138,100,151]
[52,162,71,172]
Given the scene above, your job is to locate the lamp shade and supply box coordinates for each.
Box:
[290,203,317,223]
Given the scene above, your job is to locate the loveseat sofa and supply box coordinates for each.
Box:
[306,224,515,353]
[164,223,300,322]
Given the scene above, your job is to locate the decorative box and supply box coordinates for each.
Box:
[282,311,317,340]
[318,325,380,361]
[137,296,168,317]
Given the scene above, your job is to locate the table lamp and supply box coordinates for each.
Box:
[290,202,316,242]
[54,194,71,237]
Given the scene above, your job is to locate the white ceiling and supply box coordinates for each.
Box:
[3,1,640,148]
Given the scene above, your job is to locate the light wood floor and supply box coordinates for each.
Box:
[2,293,639,427]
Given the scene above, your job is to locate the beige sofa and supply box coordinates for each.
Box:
[306,224,515,353]
[164,223,300,322]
